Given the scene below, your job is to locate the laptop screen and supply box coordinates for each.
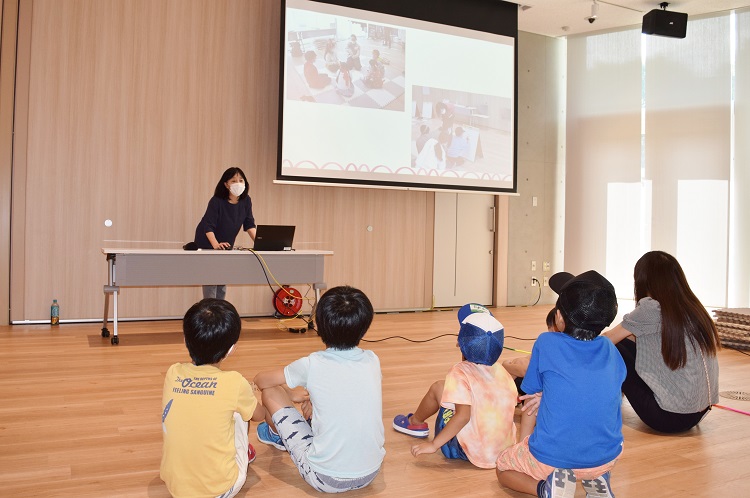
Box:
[253,225,295,251]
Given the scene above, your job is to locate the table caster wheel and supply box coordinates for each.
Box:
[102,328,110,338]
[111,336,119,345]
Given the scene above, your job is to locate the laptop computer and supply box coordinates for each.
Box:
[253,225,295,251]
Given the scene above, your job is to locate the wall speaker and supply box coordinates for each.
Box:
[642,9,688,38]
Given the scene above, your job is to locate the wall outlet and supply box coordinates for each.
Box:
[543,276,549,287]
[531,260,537,271]
[543,261,550,271]
[531,277,539,287]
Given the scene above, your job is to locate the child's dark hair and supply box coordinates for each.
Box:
[546,307,557,331]
[183,298,241,365]
[315,286,374,349]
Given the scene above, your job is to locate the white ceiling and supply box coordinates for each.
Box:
[510,0,750,38]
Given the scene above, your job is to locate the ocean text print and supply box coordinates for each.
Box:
[173,375,218,396]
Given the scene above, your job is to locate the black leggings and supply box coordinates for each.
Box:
[616,339,709,433]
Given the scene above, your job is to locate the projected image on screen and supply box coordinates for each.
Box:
[286,12,406,111]
[278,0,517,193]
[411,86,512,181]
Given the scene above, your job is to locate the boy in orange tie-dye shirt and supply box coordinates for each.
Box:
[393,304,518,469]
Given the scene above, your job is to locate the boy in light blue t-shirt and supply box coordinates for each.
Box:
[254,285,385,493]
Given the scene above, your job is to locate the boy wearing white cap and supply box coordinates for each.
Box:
[496,270,625,498]
[392,304,518,469]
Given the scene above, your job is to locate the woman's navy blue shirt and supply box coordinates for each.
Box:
[194,196,255,249]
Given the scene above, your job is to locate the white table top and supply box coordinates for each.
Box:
[102,248,333,256]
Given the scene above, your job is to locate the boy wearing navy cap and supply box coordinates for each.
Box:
[496,270,625,498]
[393,304,518,469]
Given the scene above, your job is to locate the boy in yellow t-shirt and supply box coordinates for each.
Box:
[393,303,518,469]
[160,299,265,498]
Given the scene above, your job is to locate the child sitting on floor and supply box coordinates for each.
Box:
[253,285,385,493]
[303,50,331,89]
[496,271,625,498]
[335,64,354,97]
[160,298,266,498]
[393,303,518,469]
[503,307,558,396]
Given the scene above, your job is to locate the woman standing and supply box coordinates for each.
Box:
[194,167,256,300]
[604,251,720,433]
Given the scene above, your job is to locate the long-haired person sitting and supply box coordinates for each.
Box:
[603,251,720,433]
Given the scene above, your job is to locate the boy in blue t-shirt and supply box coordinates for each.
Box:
[253,286,385,493]
[496,270,626,498]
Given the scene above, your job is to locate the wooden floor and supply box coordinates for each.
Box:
[1,305,749,497]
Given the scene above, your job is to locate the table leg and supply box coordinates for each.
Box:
[102,254,116,338]
[310,282,327,332]
[112,289,119,345]
[101,290,110,338]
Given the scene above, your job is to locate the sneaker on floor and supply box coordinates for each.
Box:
[581,471,615,498]
[247,443,257,464]
[538,468,577,498]
[392,413,429,438]
[256,422,285,451]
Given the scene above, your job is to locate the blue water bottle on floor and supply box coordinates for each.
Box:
[51,299,60,326]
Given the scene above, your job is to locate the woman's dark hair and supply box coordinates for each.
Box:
[183,298,242,365]
[214,167,249,201]
[315,286,374,349]
[634,251,720,370]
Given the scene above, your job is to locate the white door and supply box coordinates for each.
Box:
[433,192,495,307]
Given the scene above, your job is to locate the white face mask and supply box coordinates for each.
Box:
[229,183,245,197]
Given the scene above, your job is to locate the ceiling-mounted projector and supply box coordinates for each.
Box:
[642,2,687,38]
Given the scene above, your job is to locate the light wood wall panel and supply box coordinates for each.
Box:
[0,0,20,326]
[11,0,434,321]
